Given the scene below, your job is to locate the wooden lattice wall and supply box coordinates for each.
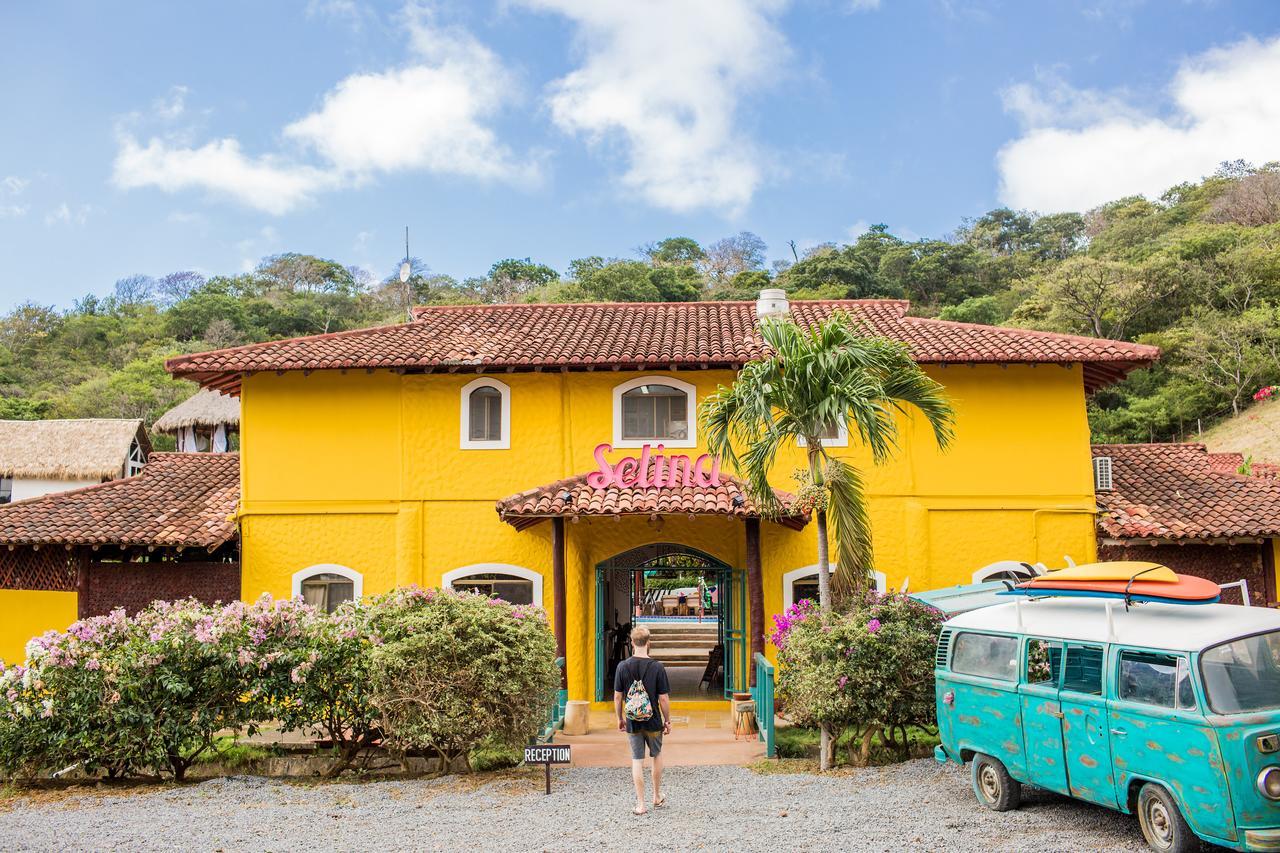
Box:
[0,547,79,591]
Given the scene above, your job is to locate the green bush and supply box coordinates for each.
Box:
[774,592,944,766]
[366,587,559,771]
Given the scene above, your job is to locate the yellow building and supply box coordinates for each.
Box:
[162,295,1155,706]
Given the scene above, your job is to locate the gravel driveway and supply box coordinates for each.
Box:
[0,760,1157,852]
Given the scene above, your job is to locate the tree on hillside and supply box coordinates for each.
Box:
[482,258,559,303]
[777,245,899,299]
[255,253,361,296]
[1020,256,1172,340]
[701,311,953,771]
[1171,306,1280,416]
[642,236,706,267]
[700,232,767,284]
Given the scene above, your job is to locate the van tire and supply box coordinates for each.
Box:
[1136,783,1199,853]
[971,753,1021,812]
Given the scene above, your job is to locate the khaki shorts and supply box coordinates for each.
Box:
[628,730,663,759]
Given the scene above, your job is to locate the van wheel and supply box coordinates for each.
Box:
[1136,783,1199,853]
[971,753,1021,811]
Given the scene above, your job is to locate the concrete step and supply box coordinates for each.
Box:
[650,639,717,650]
[650,648,718,663]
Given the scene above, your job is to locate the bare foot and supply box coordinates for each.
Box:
[633,805,648,816]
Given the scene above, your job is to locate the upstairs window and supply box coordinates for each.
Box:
[1093,456,1113,491]
[797,416,849,448]
[0,476,11,504]
[460,378,510,449]
[613,376,697,448]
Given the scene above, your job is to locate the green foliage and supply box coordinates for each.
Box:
[700,312,953,602]
[365,587,560,770]
[774,593,945,766]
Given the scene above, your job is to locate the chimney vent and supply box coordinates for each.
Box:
[756,288,789,319]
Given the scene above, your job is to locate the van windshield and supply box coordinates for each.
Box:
[1200,631,1280,714]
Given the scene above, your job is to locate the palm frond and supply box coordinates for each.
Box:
[824,457,874,602]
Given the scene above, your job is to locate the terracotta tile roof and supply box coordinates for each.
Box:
[0,453,239,549]
[1092,443,1280,541]
[495,466,808,531]
[1209,451,1280,480]
[167,300,1159,394]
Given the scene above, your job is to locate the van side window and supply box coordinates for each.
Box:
[1118,651,1197,710]
[1062,645,1104,695]
[1026,638,1061,685]
[952,632,1019,681]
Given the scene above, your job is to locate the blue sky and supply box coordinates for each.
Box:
[2,0,1279,309]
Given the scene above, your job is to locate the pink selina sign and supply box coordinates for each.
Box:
[587,442,722,490]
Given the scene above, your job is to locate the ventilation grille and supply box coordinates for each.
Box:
[1093,456,1113,491]
[935,628,953,669]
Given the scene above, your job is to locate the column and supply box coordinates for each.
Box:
[552,516,567,688]
[745,517,764,687]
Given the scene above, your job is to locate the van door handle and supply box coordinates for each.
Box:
[1110,728,1127,737]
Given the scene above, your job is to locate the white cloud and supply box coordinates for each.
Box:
[517,0,790,215]
[0,205,26,218]
[997,35,1280,212]
[1,176,28,196]
[44,203,91,227]
[847,0,881,10]
[283,9,529,182]
[153,85,189,120]
[112,5,532,214]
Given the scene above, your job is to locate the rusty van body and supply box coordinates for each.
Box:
[933,599,1280,852]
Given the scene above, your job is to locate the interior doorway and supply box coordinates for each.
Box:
[595,543,745,702]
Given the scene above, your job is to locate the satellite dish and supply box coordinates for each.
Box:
[399,261,411,283]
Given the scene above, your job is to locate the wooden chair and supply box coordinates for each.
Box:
[699,644,724,691]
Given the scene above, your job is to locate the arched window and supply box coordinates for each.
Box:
[460,378,510,449]
[443,564,543,606]
[972,561,1039,584]
[612,375,697,448]
[782,564,888,609]
[292,564,363,613]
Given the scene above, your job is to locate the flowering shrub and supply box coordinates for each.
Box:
[250,597,378,777]
[0,587,561,781]
[1255,385,1278,402]
[0,600,255,780]
[774,592,944,766]
[366,587,559,771]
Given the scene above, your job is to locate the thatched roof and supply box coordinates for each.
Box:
[0,419,151,480]
[152,389,240,433]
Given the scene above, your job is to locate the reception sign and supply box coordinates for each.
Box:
[587,442,722,490]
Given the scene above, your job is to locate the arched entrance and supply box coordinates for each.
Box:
[595,543,744,702]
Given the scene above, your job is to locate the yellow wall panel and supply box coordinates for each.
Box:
[0,590,77,665]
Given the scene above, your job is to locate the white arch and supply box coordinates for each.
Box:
[292,563,364,600]
[442,563,544,606]
[460,377,511,449]
[782,563,887,610]
[612,374,698,449]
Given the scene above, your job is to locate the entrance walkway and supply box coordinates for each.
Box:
[555,708,764,767]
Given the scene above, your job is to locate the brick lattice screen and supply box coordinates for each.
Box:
[1097,543,1271,606]
[82,561,241,617]
[0,548,78,591]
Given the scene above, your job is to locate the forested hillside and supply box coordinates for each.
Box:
[2,161,1278,447]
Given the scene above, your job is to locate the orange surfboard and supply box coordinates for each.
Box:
[1010,573,1220,602]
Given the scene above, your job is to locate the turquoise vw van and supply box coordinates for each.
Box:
[934,598,1280,852]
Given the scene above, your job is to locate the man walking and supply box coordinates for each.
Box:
[613,624,672,815]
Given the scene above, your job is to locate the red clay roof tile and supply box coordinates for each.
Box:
[1092,443,1280,540]
[496,463,807,530]
[167,300,1158,394]
[0,453,239,549]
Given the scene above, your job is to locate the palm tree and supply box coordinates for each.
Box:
[701,310,955,610]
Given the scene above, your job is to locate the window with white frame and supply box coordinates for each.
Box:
[1093,456,1113,491]
[460,378,511,449]
[443,564,543,606]
[292,564,363,613]
[783,564,887,609]
[126,440,146,477]
[612,376,697,448]
[797,415,849,448]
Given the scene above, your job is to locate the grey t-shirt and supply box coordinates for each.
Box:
[614,656,670,733]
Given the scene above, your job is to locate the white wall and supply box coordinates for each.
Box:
[11,477,101,502]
